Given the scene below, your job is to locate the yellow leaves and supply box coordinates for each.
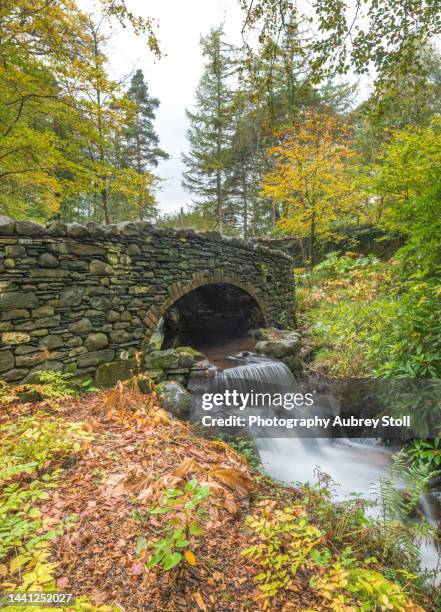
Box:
[261,111,359,241]
[184,550,197,566]
[9,554,32,575]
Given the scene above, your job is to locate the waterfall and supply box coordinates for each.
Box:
[214,357,390,495]
[194,349,440,579]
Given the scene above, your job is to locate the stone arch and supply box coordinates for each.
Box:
[142,269,268,350]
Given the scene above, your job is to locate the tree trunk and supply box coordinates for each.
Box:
[309,208,316,270]
[242,166,248,239]
[93,29,109,224]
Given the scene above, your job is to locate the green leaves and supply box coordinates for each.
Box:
[242,505,322,605]
[162,552,183,571]
[189,523,202,536]
[134,480,210,573]
[0,412,91,593]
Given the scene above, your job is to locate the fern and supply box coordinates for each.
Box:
[371,449,438,568]
[375,449,439,522]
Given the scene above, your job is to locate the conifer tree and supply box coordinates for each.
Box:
[182,28,236,233]
[125,69,168,171]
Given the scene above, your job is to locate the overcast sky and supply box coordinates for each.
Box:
[79,0,246,215]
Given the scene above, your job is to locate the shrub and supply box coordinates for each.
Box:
[0,412,91,593]
[135,479,210,571]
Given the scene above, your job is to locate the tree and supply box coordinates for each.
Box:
[0,0,160,222]
[124,69,168,171]
[261,112,358,266]
[239,0,441,101]
[182,27,237,233]
[225,6,354,237]
[0,0,90,219]
[368,117,441,273]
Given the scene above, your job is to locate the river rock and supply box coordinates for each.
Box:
[249,327,281,341]
[176,346,205,367]
[156,380,191,419]
[254,328,301,360]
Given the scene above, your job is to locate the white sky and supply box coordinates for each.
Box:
[80,0,246,215]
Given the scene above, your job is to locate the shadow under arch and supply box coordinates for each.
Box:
[142,271,268,350]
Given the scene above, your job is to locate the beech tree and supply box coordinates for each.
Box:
[261,112,358,266]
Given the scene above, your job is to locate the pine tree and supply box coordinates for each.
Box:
[182,28,237,233]
[125,69,168,171]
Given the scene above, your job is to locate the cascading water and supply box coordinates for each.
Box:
[218,358,391,498]
[203,350,440,580]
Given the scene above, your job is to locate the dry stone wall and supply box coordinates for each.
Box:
[0,216,294,386]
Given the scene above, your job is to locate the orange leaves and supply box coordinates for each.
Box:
[173,457,200,479]
[102,381,170,431]
[104,466,153,499]
[207,467,255,498]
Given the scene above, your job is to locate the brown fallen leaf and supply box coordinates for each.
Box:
[173,457,200,478]
[129,562,144,576]
[208,466,255,497]
[57,577,69,589]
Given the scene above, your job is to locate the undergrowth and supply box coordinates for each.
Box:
[243,465,440,610]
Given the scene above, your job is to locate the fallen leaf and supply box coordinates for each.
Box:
[184,550,197,566]
[194,591,207,611]
[173,457,200,478]
[208,467,255,497]
[130,563,144,576]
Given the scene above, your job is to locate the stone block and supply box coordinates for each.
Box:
[95,359,135,387]
[0,216,15,235]
[39,334,65,350]
[85,333,108,350]
[15,220,44,236]
[38,252,59,268]
[60,286,83,307]
[0,292,39,309]
[0,350,14,372]
[1,309,30,321]
[77,348,115,368]
[2,332,31,344]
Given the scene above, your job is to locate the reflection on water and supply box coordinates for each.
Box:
[189,334,256,369]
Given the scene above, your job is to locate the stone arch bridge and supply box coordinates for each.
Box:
[0,216,294,386]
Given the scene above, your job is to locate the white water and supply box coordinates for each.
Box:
[215,355,440,579]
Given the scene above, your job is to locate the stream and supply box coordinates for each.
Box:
[189,336,441,581]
